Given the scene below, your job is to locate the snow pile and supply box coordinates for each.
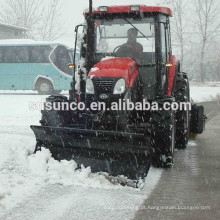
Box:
[0,146,124,209]
[0,145,33,208]
[0,147,121,197]
[28,148,116,188]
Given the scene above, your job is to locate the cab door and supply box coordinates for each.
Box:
[159,21,170,93]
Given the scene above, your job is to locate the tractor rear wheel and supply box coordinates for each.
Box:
[151,103,176,168]
[174,73,190,149]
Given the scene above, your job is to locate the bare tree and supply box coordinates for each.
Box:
[0,0,63,41]
[192,0,220,81]
[0,0,43,37]
[170,0,187,67]
[159,0,188,69]
[37,0,64,41]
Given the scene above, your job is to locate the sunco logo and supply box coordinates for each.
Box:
[99,94,108,99]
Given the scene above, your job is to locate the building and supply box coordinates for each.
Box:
[0,23,28,40]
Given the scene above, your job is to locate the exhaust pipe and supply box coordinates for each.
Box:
[89,0,93,14]
[86,0,95,72]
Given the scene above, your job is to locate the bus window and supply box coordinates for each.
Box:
[31,46,52,63]
[50,45,72,75]
[4,46,29,63]
[0,48,3,63]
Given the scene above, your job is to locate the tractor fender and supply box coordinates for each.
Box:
[168,58,189,97]
[34,75,55,90]
[172,71,189,97]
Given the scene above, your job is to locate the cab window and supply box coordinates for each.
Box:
[160,23,168,63]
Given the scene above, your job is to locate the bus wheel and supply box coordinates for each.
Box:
[36,79,54,95]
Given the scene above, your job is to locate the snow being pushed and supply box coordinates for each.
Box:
[29,148,121,188]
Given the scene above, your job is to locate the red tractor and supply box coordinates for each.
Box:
[31,2,205,184]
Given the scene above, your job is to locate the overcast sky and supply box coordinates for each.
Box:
[60,0,160,44]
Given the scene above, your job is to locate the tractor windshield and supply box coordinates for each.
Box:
[95,17,155,65]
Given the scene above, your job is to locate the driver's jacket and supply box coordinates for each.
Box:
[116,42,143,64]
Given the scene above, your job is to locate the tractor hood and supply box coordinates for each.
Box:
[88,58,139,88]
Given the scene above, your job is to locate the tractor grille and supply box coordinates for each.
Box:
[86,78,116,108]
[93,79,115,93]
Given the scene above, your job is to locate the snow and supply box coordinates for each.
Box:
[90,75,95,79]
[0,39,72,48]
[190,84,220,102]
[101,56,116,61]
[75,58,87,90]
[0,93,162,218]
[0,23,28,31]
[0,84,219,218]
[91,67,99,72]
[28,148,123,189]
[0,90,68,94]
[188,141,197,147]
[0,39,35,45]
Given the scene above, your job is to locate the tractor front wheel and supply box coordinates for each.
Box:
[174,73,190,149]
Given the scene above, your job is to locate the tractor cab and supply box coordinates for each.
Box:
[72,5,174,102]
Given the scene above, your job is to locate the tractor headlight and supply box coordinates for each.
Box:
[86,78,94,94]
[113,78,126,94]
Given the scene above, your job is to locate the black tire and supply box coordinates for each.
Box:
[174,73,190,149]
[151,104,176,168]
[36,79,54,95]
[190,105,205,134]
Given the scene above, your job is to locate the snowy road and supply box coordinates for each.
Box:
[0,170,162,220]
[134,101,220,220]
[0,88,220,220]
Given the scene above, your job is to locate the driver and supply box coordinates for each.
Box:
[116,28,143,64]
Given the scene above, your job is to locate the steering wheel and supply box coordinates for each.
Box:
[113,45,127,57]
[113,44,143,65]
[113,45,122,54]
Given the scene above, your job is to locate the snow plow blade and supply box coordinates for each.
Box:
[30,125,152,182]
